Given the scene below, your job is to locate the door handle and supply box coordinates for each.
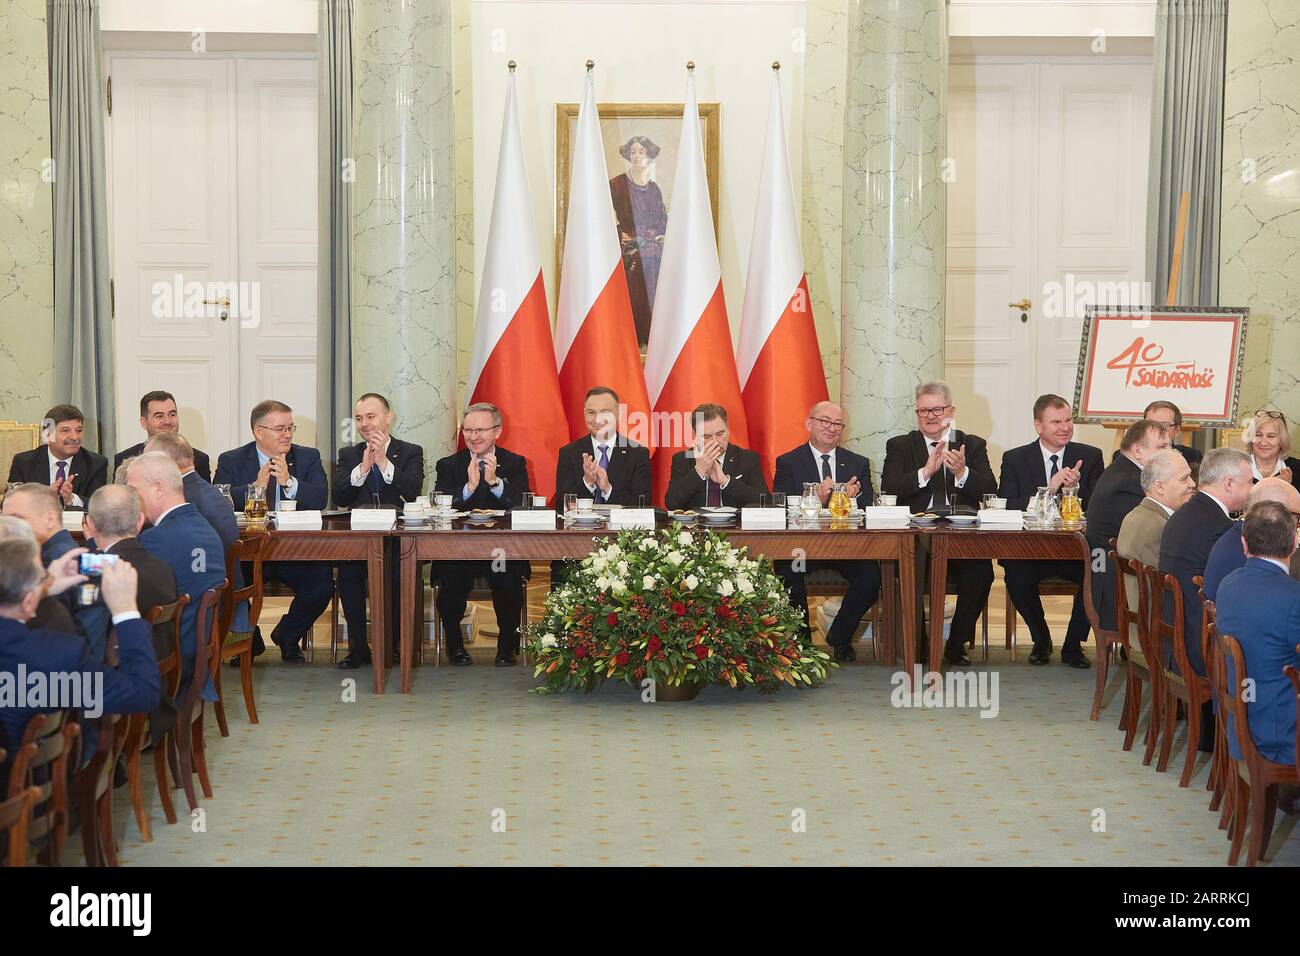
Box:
[202,296,230,321]
[1009,298,1031,323]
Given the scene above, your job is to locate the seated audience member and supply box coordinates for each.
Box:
[772,401,880,662]
[1203,477,1300,601]
[1084,419,1169,630]
[126,453,227,697]
[1159,446,1252,680]
[432,402,530,666]
[1,483,109,656]
[998,394,1104,667]
[114,390,212,482]
[84,484,179,642]
[214,400,332,662]
[1214,501,1300,766]
[6,404,108,509]
[665,403,770,510]
[1116,449,1195,608]
[0,515,75,635]
[554,387,652,506]
[1242,409,1300,492]
[1141,400,1202,471]
[881,380,997,665]
[0,540,161,778]
[332,393,425,669]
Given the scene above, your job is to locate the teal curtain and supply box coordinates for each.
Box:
[1147,0,1226,308]
[318,0,354,475]
[47,0,116,454]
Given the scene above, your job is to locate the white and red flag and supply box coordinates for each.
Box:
[737,68,828,485]
[554,68,653,445]
[643,67,749,505]
[465,69,569,502]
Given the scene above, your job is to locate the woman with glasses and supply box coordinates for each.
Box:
[1244,409,1300,492]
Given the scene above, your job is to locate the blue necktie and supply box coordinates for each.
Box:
[367,458,384,499]
[595,444,609,503]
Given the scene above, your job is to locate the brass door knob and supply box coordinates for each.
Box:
[1008,298,1031,311]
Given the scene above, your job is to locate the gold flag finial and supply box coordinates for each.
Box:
[772,61,780,72]
[686,60,695,72]
[586,60,594,71]
[507,60,516,72]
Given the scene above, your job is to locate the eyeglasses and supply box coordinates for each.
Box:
[1256,409,1286,421]
[916,405,951,418]
[255,424,297,436]
[461,426,499,438]
[809,417,846,430]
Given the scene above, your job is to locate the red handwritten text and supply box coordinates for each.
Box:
[1104,337,1215,390]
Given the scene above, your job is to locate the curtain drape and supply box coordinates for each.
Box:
[1146,0,1227,308]
[317,0,354,475]
[47,0,115,454]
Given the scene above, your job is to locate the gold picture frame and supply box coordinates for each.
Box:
[555,102,720,348]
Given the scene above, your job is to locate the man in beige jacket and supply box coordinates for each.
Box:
[1116,449,1196,608]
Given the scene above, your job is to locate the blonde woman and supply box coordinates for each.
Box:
[1243,409,1300,491]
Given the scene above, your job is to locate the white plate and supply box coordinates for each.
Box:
[398,514,430,523]
[946,514,978,525]
[911,514,940,525]
[567,512,603,524]
[700,506,738,515]
[670,513,698,522]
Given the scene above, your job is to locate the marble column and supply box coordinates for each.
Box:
[352,0,458,462]
[0,0,53,423]
[1220,0,1300,417]
[840,0,947,462]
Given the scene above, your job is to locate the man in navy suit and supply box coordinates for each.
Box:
[1215,501,1300,766]
[432,402,530,667]
[0,539,161,779]
[553,387,652,506]
[332,393,425,668]
[114,390,212,482]
[997,394,1105,667]
[6,404,108,509]
[664,404,770,510]
[881,381,998,665]
[1204,478,1300,601]
[126,452,228,699]
[214,400,333,662]
[0,516,76,634]
[773,401,880,662]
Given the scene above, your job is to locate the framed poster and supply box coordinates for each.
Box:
[1073,306,1249,426]
[555,101,720,349]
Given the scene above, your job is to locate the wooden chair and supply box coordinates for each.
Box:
[1287,658,1300,782]
[1082,538,1124,721]
[1212,627,1247,864]
[5,711,79,865]
[0,420,40,492]
[1004,576,1079,661]
[426,573,530,666]
[72,715,124,867]
[1112,553,1161,762]
[0,755,40,868]
[1148,567,1214,786]
[1218,632,1298,865]
[215,533,268,733]
[174,582,227,812]
[123,595,188,840]
[804,568,885,661]
[1195,586,1229,816]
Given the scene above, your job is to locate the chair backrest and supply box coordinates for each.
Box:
[0,784,40,867]
[1197,589,1217,689]
[1149,567,1202,691]
[0,421,40,492]
[179,582,227,720]
[73,714,122,807]
[1111,549,1138,645]
[148,595,190,699]
[1218,632,1267,766]
[219,532,266,636]
[1285,654,1300,774]
[1075,532,1103,634]
[5,711,79,862]
[1130,561,1164,673]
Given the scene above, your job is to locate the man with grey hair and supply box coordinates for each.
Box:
[1116,449,1195,608]
[1160,446,1252,693]
[85,484,179,638]
[882,380,997,665]
[0,515,76,635]
[431,402,532,666]
[1204,476,1300,601]
[127,453,227,695]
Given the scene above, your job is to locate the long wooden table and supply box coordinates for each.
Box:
[395,520,918,695]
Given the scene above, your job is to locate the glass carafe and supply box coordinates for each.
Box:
[828,482,852,519]
[245,483,268,530]
[800,482,821,521]
[1059,486,1082,530]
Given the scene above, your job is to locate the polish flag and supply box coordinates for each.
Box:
[738,68,828,486]
[643,68,749,506]
[465,69,569,502]
[554,68,652,446]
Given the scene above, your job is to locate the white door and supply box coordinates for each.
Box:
[945,58,1151,471]
[109,57,238,457]
[109,54,318,457]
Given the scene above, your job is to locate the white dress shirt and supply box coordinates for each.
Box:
[916,429,969,504]
[255,447,298,506]
[586,435,615,497]
[47,447,84,508]
[463,447,506,500]
[1250,455,1286,482]
[809,443,837,481]
[350,436,395,486]
[1039,441,1071,486]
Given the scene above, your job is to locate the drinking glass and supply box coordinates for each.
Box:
[981,493,996,510]
[563,494,578,515]
[878,494,897,507]
[800,482,821,521]
[758,494,770,508]
[215,483,234,510]
[772,493,786,509]
[828,483,852,519]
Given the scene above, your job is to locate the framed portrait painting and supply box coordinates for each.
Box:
[555,102,720,348]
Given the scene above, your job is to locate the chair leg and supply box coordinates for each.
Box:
[177,718,199,813]
[1246,779,1270,866]
[980,600,989,661]
[153,735,177,825]
[1142,683,1162,767]
[1227,775,1247,865]
[1090,636,1109,721]
[194,712,213,800]
[127,743,152,842]
[1120,671,1138,751]
[329,582,339,664]
[98,794,118,867]
[1156,688,1177,773]
[1179,701,1201,788]
[79,790,100,867]
[1004,585,1014,651]
[241,650,258,724]
[213,661,230,739]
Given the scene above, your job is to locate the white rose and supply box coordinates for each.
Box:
[595,576,609,591]
[611,579,627,594]
[723,551,738,569]
[718,579,735,597]
[683,574,699,591]
[737,576,754,595]
[617,560,629,576]
[643,575,657,590]
[640,538,658,551]
[678,531,693,547]
[666,550,685,567]
[607,544,622,557]
[540,633,558,648]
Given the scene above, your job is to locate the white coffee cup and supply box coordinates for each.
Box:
[989,497,1008,510]
[877,495,897,507]
[403,501,426,514]
[576,498,594,513]
[533,495,547,508]
[435,494,453,509]
[278,500,297,512]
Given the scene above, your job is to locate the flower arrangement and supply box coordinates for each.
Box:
[526,528,835,695]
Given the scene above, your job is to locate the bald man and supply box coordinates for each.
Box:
[772,401,880,662]
[1203,476,1300,601]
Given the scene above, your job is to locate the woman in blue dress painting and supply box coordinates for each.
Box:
[609,135,667,347]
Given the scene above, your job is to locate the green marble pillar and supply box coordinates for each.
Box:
[840,0,947,462]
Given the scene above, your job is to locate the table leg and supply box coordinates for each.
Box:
[879,562,897,666]
[898,535,918,689]
[928,534,948,674]
[399,537,417,694]
[368,537,388,694]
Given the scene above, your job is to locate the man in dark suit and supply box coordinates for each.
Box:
[998,394,1105,667]
[0,515,76,635]
[772,401,880,662]
[114,390,212,482]
[1084,419,1169,631]
[1159,447,1252,680]
[1204,478,1300,601]
[1215,501,1300,766]
[332,393,425,668]
[7,404,108,509]
[1145,400,1202,470]
[554,386,652,506]
[0,541,161,781]
[881,381,998,665]
[126,452,228,699]
[214,399,333,662]
[664,403,769,510]
[432,402,531,666]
